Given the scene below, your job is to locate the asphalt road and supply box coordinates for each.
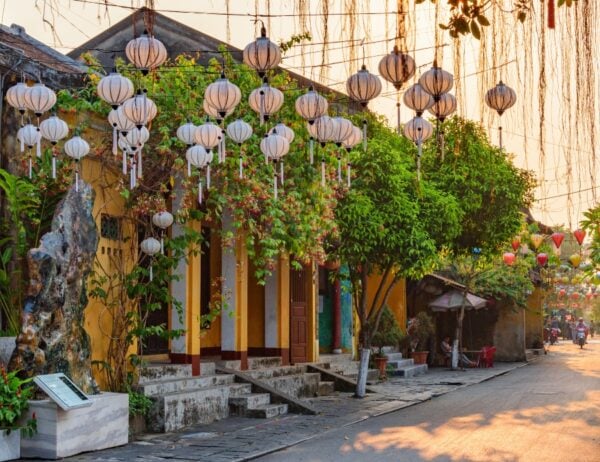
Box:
[256,339,600,462]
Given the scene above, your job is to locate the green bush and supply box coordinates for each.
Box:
[370,306,405,356]
[0,367,36,436]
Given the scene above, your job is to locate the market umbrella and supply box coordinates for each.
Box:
[429,289,488,312]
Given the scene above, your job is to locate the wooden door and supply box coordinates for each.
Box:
[290,266,308,364]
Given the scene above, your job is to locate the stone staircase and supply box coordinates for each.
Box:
[384,351,428,377]
[137,362,287,433]
[319,353,379,382]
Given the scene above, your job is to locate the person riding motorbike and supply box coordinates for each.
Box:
[575,318,588,348]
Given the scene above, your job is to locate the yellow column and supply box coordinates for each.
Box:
[235,233,248,368]
[185,220,201,375]
[278,254,290,364]
[306,260,319,362]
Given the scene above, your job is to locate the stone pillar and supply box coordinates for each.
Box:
[332,277,342,354]
[221,212,248,369]
[264,254,290,364]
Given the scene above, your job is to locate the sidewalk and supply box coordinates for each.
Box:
[54,362,529,462]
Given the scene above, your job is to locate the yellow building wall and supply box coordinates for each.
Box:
[525,287,545,347]
[365,273,407,331]
[247,260,265,349]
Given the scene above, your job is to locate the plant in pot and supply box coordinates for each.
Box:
[407,312,435,365]
[0,367,37,461]
[370,306,405,379]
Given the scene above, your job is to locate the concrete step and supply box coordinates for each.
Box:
[319,353,353,364]
[215,359,242,370]
[244,365,306,380]
[264,372,321,398]
[381,346,399,354]
[318,381,335,396]
[389,364,428,378]
[387,359,414,369]
[228,383,253,397]
[246,403,288,419]
[149,384,233,432]
[384,352,404,362]
[200,361,216,376]
[229,393,271,415]
[138,364,192,384]
[137,374,235,397]
[247,356,283,369]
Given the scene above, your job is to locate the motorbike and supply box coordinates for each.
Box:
[576,328,586,349]
[549,328,560,345]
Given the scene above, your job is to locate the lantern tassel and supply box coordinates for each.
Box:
[75,171,79,192]
[198,179,203,204]
[239,155,243,179]
[160,236,164,255]
[309,138,314,165]
[36,138,41,158]
[130,163,136,189]
[440,127,445,162]
[362,119,367,151]
[52,156,56,180]
[112,127,118,156]
[321,159,326,187]
[28,157,32,179]
[396,100,401,134]
[149,264,153,282]
[337,155,341,182]
[122,150,127,175]
[274,174,278,200]
[347,162,351,188]
[417,141,422,182]
[206,165,211,189]
[187,157,191,177]
[220,137,226,162]
[499,125,503,150]
[137,148,143,179]
[280,160,284,184]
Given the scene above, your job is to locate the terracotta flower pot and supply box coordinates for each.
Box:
[411,351,429,365]
[374,356,388,378]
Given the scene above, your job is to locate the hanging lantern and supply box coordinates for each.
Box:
[330,117,354,147]
[187,145,212,203]
[152,210,174,254]
[24,83,56,117]
[378,46,415,91]
[485,81,516,149]
[242,25,282,78]
[551,232,565,249]
[140,237,161,281]
[571,292,580,300]
[248,82,284,124]
[403,116,433,181]
[573,229,586,246]
[511,237,521,252]
[569,254,581,268]
[19,124,41,167]
[268,123,294,144]
[559,288,566,298]
[39,115,68,145]
[125,30,168,75]
[418,62,454,102]
[428,93,457,122]
[64,135,90,192]
[108,107,135,156]
[177,122,197,146]
[125,126,150,148]
[536,253,548,267]
[97,72,134,109]
[313,115,336,147]
[203,99,234,122]
[260,133,290,199]
[194,121,222,152]
[346,65,382,108]
[204,72,242,119]
[403,84,434,117]
[122,92,157,129]
[227,119,253,179]
[530,233,544,250]
[295,86,328,125]
[6,82,29,115]
[503,252,516,266]
[341,125,362,187]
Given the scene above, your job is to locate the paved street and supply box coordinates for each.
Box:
[257,340,600,462]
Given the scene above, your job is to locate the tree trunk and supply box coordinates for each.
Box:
[452,290,468,370]
[355,348,370,398]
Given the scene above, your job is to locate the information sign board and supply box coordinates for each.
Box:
[34,373,93,411]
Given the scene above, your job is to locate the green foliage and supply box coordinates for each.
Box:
[127,388,153,418]
[370,306,405,355]
[407,311,435,351]
[422,118,535,254]
[0,367,36,436]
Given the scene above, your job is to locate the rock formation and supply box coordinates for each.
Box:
[9,181,98,393]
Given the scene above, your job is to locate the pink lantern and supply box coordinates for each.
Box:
[558,289,566,298]
[536,253,548,267]
[573,229,586,245]
[503,252,516,266]
[551,232,564,249]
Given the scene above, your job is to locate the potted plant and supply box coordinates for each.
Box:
[370,306,405,378]
[0,367,36,461]
[407,312,435,365]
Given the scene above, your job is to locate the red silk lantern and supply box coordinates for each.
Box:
[558,288,566,298]
[573,229,586,245]
[536,253,548,267]
[572,292,579,300]
[503,252,516,266]
[586,293,592,300]
[511,238,520,252]
[551,232,564,249]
